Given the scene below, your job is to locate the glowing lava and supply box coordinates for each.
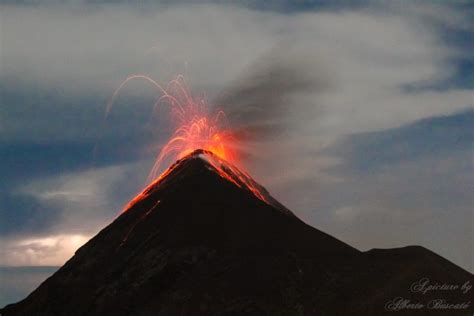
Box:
[107,74,239,181]
[122,149,280,215]
[107,74,277,209]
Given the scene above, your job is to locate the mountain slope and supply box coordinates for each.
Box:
[2,150,472,315]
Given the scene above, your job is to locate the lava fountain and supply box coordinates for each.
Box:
[106,74,239,181]
[106,74,272,208]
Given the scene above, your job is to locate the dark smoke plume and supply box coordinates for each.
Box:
[215,43,334,141]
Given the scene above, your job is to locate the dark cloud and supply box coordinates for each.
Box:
[327,108,474,173]
[0,83,165,189]
[0,193,62,237]
[0,142,94,186]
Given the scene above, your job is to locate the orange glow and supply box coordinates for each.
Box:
[107,74,272,212]
[200,150,270,204]
[122,150,273,215]
[107,74,239,181]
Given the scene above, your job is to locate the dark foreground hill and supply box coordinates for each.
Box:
[2,150,472,315]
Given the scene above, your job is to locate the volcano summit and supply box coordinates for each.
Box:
[2,150,472,315]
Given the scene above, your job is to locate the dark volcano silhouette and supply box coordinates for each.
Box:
[2,150,472,315]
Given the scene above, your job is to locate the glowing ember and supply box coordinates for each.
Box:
[107,74,279,211]
[107,74,239,181]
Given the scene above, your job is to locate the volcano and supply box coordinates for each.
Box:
[2,150,472,315]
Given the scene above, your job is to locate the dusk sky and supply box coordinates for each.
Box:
[0,0,472,293]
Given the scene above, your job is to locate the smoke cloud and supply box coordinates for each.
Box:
[215,43,334,140]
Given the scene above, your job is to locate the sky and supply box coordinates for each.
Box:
[0,0,473,281]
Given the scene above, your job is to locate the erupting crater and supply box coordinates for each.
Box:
[124,149,290,215]
[105,75,242,182]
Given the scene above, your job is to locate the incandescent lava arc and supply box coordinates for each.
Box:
[106,75,241,182]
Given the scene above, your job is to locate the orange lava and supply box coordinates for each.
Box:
[121,150,273,215]
[107,74,239,181]
[201,151,270,204]
[107,74,272,213]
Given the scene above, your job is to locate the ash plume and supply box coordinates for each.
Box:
[214,43,335,141]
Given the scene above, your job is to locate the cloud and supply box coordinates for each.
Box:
[0,193,62,237]
[328,109,474,172]
[19,161,151,233]
[215,43,334,140]
[0,158,150,236]
[0,159,152,265]
[1,4,472,142]
[0,2,472,270]
[0,234,90,266]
